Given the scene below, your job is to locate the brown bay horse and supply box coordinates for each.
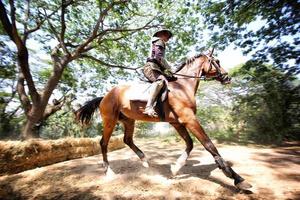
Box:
[75,51,252,190]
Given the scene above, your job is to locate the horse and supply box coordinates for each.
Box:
[75,50,252,190]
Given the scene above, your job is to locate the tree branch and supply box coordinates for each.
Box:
[43,92,72,120]
[7,105,21,118]
[0,1,16,42]
[59,0,72,54]
[72,0,128,57]
[43,0,75,55]
[41,61,66,106]
[0,0,40,105]
[22,0,30,43]
[60,0,66,43]
[43,101,64,120]
[43,8,61,44]
[81,54,138,71]
[6,77,17,103]
[96,17,157,42]
[8,0,17,33]
[79,19,157,56]
[24,4,63,40]
[17,74,31,113]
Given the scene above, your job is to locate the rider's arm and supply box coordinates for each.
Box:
[160,58,173,77]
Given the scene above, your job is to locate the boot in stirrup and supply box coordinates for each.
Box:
[143,80,164,117]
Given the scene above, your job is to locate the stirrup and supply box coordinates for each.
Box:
[143,107,158,117]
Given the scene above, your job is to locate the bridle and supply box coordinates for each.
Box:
[173,53,231,83]
[204,56,231,83]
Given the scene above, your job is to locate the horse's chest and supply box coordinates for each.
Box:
[168,92,196,110]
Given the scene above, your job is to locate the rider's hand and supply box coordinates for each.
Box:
[164,69,173,77]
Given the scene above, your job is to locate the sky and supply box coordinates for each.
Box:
[218,45,250,71]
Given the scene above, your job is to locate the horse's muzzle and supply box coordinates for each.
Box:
[218,74,231,85]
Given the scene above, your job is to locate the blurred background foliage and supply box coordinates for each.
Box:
[196,62,300,144]
[0,0,299,144]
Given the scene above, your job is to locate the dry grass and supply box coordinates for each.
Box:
[0,136,124,175]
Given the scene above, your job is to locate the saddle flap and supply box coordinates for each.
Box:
[127,82,168,103]
[127,83,152,101]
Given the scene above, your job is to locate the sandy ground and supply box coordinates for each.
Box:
[0,138,299,200]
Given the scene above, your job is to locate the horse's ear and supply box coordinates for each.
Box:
[209,47,215,57]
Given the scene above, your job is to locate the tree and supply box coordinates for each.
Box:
[0,0,154,138]
[0,0,204,139]
[195,63,300,144]
[201,0,300,75]
[0,39,22,137]
[231,61,300,143]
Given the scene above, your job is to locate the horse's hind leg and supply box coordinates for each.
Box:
[100,116,117,176]
[120,117,149,168]
[170,122,193,175]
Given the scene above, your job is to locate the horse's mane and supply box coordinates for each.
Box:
[174,53,206,73]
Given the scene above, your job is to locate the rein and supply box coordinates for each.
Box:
[172,57,227,80]
[172,72,204,79]
[172,72,222,81]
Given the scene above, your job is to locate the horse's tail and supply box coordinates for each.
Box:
[75,97,103,125]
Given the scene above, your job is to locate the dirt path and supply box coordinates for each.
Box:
[0,138,299,200]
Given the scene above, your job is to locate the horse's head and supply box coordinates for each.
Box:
[202,48,231,84]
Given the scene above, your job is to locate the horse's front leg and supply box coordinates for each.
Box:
[170,122,193,176]
[182,115,252,190]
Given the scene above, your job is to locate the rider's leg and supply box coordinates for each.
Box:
[143,79,164,117]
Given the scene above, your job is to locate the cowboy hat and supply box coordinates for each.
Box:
[153,29,173,38]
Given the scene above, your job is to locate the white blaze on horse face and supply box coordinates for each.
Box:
[171,151,189,176]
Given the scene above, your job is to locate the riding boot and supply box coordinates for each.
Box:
[143,80,164,117]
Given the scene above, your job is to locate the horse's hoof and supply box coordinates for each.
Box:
[235,180,252,190]
[170,164,180,176]
[141,158,149,168]
[105,167,116,179]
[142,161,149,168]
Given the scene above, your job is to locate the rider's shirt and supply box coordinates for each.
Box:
[146,37,171,73]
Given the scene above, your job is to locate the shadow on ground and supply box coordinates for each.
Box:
[0,138,299,200]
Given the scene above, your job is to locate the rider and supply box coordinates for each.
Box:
[143,29,176,117]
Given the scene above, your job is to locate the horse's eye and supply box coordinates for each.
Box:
[215,59,220,64]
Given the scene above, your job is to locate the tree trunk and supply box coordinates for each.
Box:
[20,103,46,139]
[22,64,67,139]
[21,119,40,139]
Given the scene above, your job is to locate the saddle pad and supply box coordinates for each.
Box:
[126,83,153,101]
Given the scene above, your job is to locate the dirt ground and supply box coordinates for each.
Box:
[0,138,299,200]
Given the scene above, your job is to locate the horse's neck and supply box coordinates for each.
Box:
[175,58,203,97]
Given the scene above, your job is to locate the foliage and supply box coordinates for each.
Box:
[196,62,300,144]
[197,106,236,142]
[135,121,153,137]
[0,39,22,137]
[201,0,300,75]
[231,61,300,143]
[0,0,206,138]
[196,80,237,143]
[40,102,103,139]
[1,1,299,143]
